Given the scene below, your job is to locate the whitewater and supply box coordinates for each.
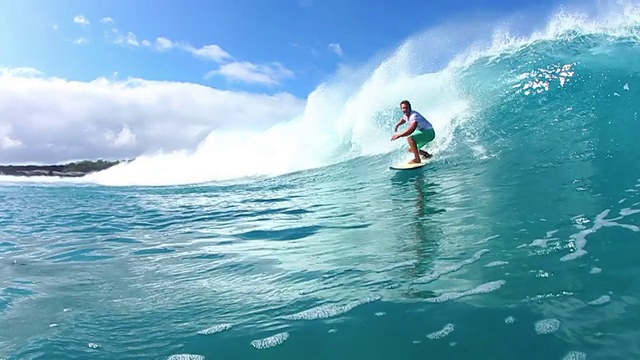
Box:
[2,1,640,359]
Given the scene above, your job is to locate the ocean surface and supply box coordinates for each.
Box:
[2,4,640,360]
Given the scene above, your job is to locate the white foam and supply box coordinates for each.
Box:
[426,323,455,339]
[561,249,588,262]
[514,63,576,96]
[168,355,205,360]
[620,208,640,216]
[424,279,506,303]
[529,238,556,248]
[485,261,509,267]
[474,235,499,245]
[504,316,516,324]
[587,295,610,306]
[529,230,560,248]
[534,270,551,278]
[283,295,381,320]
[197,323,232,335]
[562,207,640,261]
[449,0,640,72]
[563,351,587,360]
[534,319,561,335]
[251,332,289,349]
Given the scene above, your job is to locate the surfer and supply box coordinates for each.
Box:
[391,100,436,164]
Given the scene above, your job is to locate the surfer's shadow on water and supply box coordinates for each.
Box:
[388,157,445,217]
[386,166,451,293]
[389,166,439,198]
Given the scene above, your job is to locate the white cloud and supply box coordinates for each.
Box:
[114,32,139,47]
[207,61,295,86]
[0,124,22,149]
[72,37,89,45]
[182,44,232,62]
[106,125,136,148]
[73,15,90,26]
[155,37,173,51]
[105,31,293,86]
[0,67,305,164]
[100,17,114,24]
[1,136,22,149]
[109,31,229,61]
[328,43,344,57]
[145,36,231,62]
[0,67,42,77]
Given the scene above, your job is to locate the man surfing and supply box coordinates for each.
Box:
[391,100,436,164]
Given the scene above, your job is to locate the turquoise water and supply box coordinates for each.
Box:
[3,6,640,360]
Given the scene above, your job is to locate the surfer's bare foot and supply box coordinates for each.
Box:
[409,158,421,164]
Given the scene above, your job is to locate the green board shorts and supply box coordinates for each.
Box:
[410,127,436,149]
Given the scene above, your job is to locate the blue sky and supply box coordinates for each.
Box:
[0,0,568,97]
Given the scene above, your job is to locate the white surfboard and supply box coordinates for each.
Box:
[389,156,431,170]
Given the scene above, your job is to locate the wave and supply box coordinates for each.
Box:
[5,0,640,187]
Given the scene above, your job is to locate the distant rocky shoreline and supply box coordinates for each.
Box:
[0,159,131,177]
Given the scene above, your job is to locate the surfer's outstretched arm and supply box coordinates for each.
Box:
[394,118,406,131]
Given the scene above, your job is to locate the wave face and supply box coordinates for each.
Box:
[448,12,640,168]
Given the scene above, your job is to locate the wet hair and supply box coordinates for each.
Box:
[400,100,411,110]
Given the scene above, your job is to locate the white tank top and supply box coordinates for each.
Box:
[403,110,432,130]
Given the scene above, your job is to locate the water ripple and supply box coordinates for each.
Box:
[1,136,640,358]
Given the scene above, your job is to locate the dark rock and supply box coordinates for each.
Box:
[0,159,133,177]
